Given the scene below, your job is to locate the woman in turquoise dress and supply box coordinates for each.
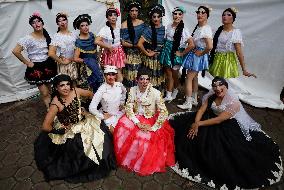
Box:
[137,4,166,92]
[121,1,146,90]
[209,8,256,78]
[160,7,194,102]
[73,14,104,92]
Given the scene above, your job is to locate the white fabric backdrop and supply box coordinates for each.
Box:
[0,0,120,103]
[162,0,284,109]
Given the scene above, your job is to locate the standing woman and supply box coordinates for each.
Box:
[73,14,104,92]
[12,12,57,109]
[49,13,78,83]
[96,7,126,82]
[178,6,213,110]
[121,1,146,90]
[137,4,166,92]
[160,7,194,102]
[209,8,256,78]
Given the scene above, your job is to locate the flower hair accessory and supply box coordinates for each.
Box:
[172,6,186,14]
[149,4,165,17]
[230,7,238,13]
[115,8,120,16]
[31,11,41,18]
[204,5,213,12]
[56,12,68,17]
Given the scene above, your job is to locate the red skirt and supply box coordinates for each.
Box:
[113,114,175,176]
[101,46,126,69]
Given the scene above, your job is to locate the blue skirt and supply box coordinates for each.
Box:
[182,47,209,72]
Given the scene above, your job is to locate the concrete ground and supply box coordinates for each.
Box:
[0,90,283,190]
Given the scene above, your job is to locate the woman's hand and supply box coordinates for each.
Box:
[187,122,200,139]
[60,57,72,65]
[175,51,183,57]
[103,112,112,120]
[108,46,113,53]
[243,70,257,78]
[147,50,157,57]
[194,50,203,57]
[26,61,34,68]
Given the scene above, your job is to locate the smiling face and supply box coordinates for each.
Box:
[151,13,161,26]
[57,16,68,30]
[56,81,71,97]
[212,81,228,98]
[31,18,43,31]
[79,21,89,34]
[222,11,234,24]
[196,8,208,23]
[172,10,183,24]
[137,75,150,92]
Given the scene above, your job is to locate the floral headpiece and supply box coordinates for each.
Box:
[172,6,186,14]
[230,7,238,14]
[31,11,41,18]
[148,4,165,17]
[125,1,142,11]
[56,12,68,18]
[73,14,92,30]
[29,11,44,25]
[106,7,120,17]
[204,5,213,12]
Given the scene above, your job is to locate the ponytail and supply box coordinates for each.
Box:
[150,20,157,50]
[106,21,115,44]
[127,15,135,45]
[43,28,51,49]
[170,20,184,62]
[209,25,223,66]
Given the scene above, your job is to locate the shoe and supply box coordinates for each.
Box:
[172,89,178,100]
[164,95,173,102]
[177,101,192,110]
[191,98,198,106]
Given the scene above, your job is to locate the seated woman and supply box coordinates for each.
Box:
[169,76,283,189]
[113,68,175,176]
[89,65,126,133]
[34,74,116,183]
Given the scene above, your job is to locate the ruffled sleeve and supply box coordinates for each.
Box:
[182,27,191,41]
[18,35,31,50]
[199,25,213,39]
[125,87,139,123]
[50,33,60,47]
[231,29,243,45]
[97,26,109,39]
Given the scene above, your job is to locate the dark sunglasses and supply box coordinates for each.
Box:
[222,13,232,17]
[139,77,150,81]
[106,73,117,76]
[196,10,206,14]
[173,12,183,16]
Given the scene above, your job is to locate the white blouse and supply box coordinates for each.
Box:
[216,29,243,52]
[97,26,121,48]
[50,32,77,59]
[89,82,126,120]
[193,25,213,48]
[18,35,48,62]
[165,24,191,48]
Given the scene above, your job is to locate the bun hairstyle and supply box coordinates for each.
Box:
[148,4,165,50]
[56,13,68,33]
[209,7,237,66]
[73,14,92,30]
[29,12,51,48]
[125,1,142,45]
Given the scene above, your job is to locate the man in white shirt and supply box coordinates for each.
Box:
[89,65,126,133]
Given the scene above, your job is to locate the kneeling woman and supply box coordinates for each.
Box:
[113,68,175,176]
[34,74,116,183]
[169,76,282,189]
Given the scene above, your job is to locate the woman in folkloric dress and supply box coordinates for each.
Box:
[137,4,166,92]
[160,6,194,102]
[12,12,57,109]
[169,76,283,189]
[178,6,213,110]
[49,12,78,83]
[73,14,104,92]
[89,65,126,133]
[96,7,126,82]
[34,74,116,183]
[113,68,175,176]
[120,1,146,90]
[209,7,256,79]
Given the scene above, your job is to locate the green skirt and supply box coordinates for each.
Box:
[209,52,239,78]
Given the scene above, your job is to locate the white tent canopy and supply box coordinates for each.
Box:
[0,0,119,103]
[162,0,284,109]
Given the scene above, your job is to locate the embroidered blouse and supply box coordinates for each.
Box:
[216,28,243,53]
[193,25,213,48]
[97,26,121,48]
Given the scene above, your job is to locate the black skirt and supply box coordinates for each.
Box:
[34,122,116,183]
[169,111,283,189]
[25,57,57,85]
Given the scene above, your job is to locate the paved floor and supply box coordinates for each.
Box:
[0,90,283,190]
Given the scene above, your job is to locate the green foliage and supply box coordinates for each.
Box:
[120,0,159,23]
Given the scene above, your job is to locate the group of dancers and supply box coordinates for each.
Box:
[12,1,283,189]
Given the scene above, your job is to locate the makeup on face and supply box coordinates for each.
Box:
[222,12,232,17]
[139,77,150,81]
[106,73,117,76]
[173,12,183,16]
[196,10,206,15]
